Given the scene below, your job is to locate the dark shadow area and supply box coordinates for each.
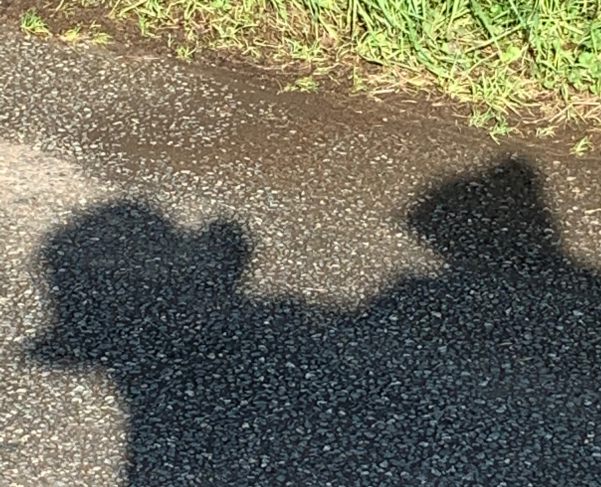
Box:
[28,158,601,486]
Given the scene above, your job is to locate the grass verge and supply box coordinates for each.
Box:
[17,1,601,150]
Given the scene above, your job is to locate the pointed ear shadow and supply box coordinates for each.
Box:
[26,200,253,369]
[405,157,560,267]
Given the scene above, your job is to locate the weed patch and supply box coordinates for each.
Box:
[14,1,601,150]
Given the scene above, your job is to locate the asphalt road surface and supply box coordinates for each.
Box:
[1,26,601,487]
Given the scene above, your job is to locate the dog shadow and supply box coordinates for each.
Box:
[28,158,601,486]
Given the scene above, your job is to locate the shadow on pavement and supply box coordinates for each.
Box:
[28,158,601,486]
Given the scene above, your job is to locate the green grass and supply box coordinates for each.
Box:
[47,1,601,147]
[175,43,195,61]
[57,21,112,46]
[283,75,319,93]
[91,30,113,45]
[20,9,51,36]
[571,135,593,156]
[60,26,82,42]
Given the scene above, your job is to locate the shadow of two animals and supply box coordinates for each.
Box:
[29,159,601,485]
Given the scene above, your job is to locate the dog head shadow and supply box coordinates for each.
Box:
[28,201,253,369]
[405,158,561,270]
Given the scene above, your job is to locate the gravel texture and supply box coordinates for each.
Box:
[1,26,601,487]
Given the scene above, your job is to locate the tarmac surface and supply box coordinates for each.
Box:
[1,25,601,486]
